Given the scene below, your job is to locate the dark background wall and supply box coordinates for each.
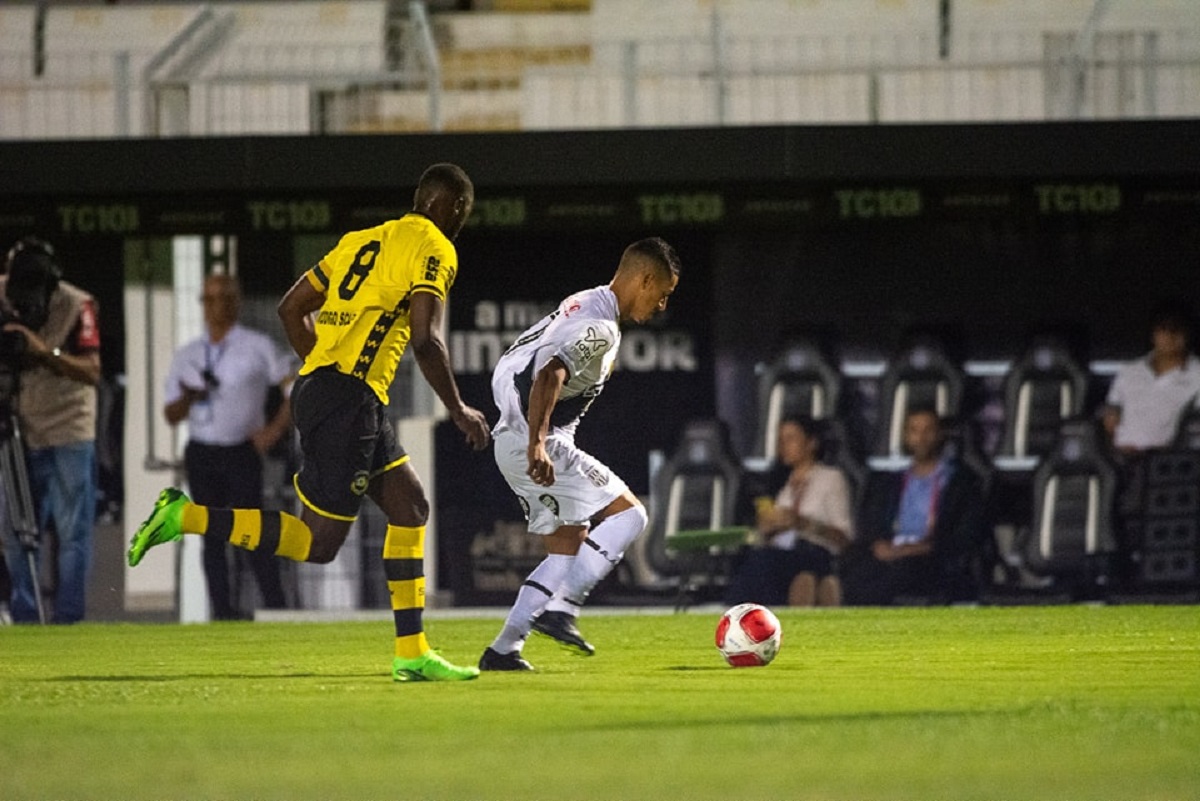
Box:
[4,121,1198,381]
[3,121,1199,598]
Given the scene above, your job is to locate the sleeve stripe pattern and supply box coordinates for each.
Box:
[410,282,446,301]
[311,263,331,289]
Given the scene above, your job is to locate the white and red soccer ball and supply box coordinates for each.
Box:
[715,603,782,667]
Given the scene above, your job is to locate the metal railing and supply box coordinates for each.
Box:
[1,27,1197,139]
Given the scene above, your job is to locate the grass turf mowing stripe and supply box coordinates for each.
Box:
[1,605,1197,800]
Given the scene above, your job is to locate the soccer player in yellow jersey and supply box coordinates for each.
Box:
[128,163,491,682]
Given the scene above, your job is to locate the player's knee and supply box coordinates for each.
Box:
[307,539,340,564]
[386,495,429,528]
[408,496,430,526]
[629,502,649,533]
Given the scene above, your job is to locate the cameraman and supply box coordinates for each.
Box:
[0,237,101,624]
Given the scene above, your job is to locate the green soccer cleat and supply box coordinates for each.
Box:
[127,488,189,567]
[392,652,481,682]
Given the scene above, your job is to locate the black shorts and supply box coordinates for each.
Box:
[291,366,407,519]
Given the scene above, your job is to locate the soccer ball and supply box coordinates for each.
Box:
[715,603,782,667]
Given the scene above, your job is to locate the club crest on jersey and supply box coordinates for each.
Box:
[568,326,609,363]
[538,494,560,515]
[350,471,370,496]
[563,299,582,317]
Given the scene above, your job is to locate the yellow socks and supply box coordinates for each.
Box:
[383,524,429,659]
[183,502,313,562]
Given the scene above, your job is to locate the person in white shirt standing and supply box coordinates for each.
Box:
[480,238,681,671]
[1103,302,1200,455]
[163,274,295,620]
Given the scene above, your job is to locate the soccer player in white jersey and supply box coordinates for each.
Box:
[480,237,681,671]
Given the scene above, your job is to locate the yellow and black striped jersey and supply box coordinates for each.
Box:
[299,213,458,403]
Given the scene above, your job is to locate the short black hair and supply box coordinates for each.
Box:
[416,163,473,200]
[625,237,681,279]
[1149,300,1193,338]
[905,404,941,426]
[778,414,825,460]
[780,413,822,441]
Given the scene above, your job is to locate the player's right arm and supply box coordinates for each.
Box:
[278,269,326,360]
[525,356,569,487]
[409,290,490,451]
[162,348,200,426]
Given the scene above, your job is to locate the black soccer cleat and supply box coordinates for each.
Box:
[479,647,535,672]
[531,611,595,656]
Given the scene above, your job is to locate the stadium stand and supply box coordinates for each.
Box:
[751,337,842,464]
[996,337,1090,469]
[643,419,744,606]
[3,0,1197,136]
[872,336,964,462]
[2,0,1199,616]
[1022,417,1119,599]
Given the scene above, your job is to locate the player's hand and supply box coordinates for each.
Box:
[250,426,281,455]
[872,540,901,561]
[451,405,491,451]
[180,383,209,404]
[2,322,48,358]
[527,442,555,486]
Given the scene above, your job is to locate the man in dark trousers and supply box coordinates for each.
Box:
[163,273,294,620]
[842,406,985,605]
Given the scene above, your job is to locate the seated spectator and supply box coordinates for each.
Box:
[1103,301,1200,457]
[842,406,985,606]
[725,416,853,607]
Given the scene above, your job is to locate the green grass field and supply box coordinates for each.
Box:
[2,605,1198,800]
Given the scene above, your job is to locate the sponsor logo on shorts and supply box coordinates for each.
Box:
[538,494,560,515]
[351,471,370,496]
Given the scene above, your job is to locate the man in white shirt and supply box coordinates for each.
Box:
[480,238,680,671]
[1104,304,1200,454]
[163,274,295,620]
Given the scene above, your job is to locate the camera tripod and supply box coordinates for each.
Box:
[0,412,46,624]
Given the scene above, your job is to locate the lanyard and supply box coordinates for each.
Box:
[205,339,227,374]
[203,331,234,386]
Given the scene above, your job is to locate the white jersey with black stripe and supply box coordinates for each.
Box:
[491,285,621,440]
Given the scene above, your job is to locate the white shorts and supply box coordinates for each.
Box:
[492,426,628,535]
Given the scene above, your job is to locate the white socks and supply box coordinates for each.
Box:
[491,504,650,654]
[490,553,572,654]
[544,504,648,616]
